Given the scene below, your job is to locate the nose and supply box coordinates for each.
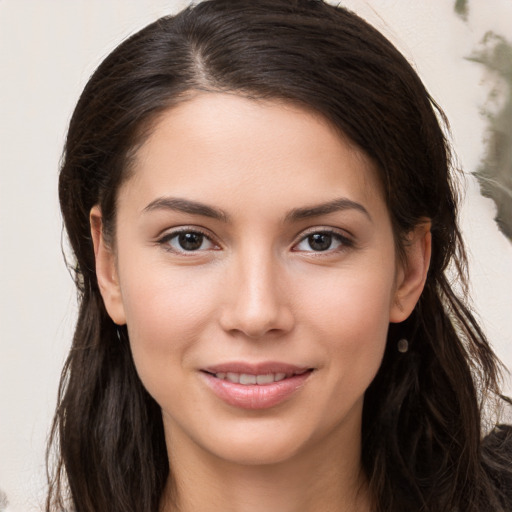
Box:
[219,249,295,339]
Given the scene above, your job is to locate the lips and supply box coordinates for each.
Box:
[200,362,314,409]
[214,372,290,384]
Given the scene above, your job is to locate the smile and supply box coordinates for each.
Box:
[200,363,314,409]
[208,369,310,385]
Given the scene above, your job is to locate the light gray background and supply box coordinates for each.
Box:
[1,1,511,510]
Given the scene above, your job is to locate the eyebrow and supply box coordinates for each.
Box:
[142,196,371,224]
[285,198,372,223]
[143,197,229,222]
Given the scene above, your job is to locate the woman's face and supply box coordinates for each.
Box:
[93,93,429,466]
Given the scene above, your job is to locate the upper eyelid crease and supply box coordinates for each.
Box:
[158,227,216,243]
[298,226,352,237]
[159,227,208,238]
[294,229,353,247]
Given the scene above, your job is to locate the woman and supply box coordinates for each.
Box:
[47,1,512,511]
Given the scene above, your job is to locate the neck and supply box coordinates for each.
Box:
[160,419,372,512]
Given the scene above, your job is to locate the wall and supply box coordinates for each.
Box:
[1,1,511,510]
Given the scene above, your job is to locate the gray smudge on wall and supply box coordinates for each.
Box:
[0,488,9,511]
[455,1,512,242]
[468,33,512,242]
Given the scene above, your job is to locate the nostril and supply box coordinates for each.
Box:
[219,304,295,339]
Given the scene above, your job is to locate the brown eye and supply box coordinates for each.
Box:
[178,232,204,251]
[307,233,333,251]
[293,230,353,253]
[160,230,217,253]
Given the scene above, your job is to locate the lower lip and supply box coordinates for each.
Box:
[201,371,313,410]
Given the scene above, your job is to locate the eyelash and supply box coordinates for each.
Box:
[157,227,219,254]
[292,228,354,254]
[156,227,354,254]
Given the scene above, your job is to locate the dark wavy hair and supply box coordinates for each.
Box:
[47,1,512,511]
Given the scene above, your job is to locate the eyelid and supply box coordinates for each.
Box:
[291,227,355,252]
[154,225,354,254]
[156,226,221,253]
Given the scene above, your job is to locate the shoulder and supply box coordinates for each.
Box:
[481,424,512,507]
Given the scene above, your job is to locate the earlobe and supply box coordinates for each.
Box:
[390,222,432,323]
[90,206,127,325]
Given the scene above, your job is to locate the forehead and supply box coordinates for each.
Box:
[121,93,385,215]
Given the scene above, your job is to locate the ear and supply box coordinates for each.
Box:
[90,206,126,325]
[390,221,432,323]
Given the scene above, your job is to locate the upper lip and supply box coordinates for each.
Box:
[201,361,313,375]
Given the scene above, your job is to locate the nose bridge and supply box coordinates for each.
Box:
[220,242,293,338]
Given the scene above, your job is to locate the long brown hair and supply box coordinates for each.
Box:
[48,1,511,511]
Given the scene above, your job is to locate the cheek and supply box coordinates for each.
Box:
[118,262,220,381]
[297,263,395,334]
[295,266,394,380]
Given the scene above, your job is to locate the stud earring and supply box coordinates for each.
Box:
[397,338,409,353]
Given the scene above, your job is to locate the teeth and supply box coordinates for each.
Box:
[239,373,257,385]
[256,374,274,385]
[214,371,303,385]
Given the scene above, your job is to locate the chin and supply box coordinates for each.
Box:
[211,438,306,467]
[197,418,314,466]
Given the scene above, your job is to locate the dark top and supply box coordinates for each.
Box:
[482,424,512,509]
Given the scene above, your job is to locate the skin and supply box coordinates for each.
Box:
[91,93,431,512]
